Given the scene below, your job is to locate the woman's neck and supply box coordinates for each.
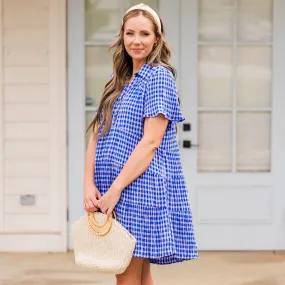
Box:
[132,59,146,75]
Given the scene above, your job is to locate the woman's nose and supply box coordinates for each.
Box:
[133,36,141,44]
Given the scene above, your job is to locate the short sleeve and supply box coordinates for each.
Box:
[143,67,185,123]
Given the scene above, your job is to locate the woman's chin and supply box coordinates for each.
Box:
[130,52,148,61]
[132,56,148,62]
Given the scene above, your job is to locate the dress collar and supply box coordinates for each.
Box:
[134,63,154,80]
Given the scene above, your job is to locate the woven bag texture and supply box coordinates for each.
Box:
[72,212,136,274]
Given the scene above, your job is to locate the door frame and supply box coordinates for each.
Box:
[67,0,86,248]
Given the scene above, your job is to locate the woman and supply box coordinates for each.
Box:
[84,3,198,285]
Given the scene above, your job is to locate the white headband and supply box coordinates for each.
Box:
[125,3,161,32]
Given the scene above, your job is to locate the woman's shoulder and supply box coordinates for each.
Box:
[147,65,176,88]
[150,64,174,79]
[146,65,175,89]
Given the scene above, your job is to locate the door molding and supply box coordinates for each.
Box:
[67,0,86,248]
[0,0,4,233]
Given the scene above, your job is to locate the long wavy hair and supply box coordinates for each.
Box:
[86,8,177,138]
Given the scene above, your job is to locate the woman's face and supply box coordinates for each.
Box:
[123,14,157,63]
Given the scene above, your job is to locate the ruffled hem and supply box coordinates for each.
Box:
[115,202,198,264]
[94,159,198,265]
[149,255,198,265]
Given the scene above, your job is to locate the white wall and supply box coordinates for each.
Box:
[0,0,67,251]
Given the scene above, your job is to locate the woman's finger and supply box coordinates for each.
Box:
[96,191,102,199]
[85,202,91,212]
[106,208,113,219]
[90,195,98,208]
[87,200,95,212]
[93,198,99,208]
[94,204,99,211]
[101,206,107,214]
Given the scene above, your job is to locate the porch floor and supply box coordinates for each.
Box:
[0,251,284,285]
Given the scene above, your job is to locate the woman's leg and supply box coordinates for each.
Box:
[116,257,144,285]
[141,259,153,285]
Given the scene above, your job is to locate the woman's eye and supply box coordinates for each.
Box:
[126,32,133,35]
[143,33,149,36]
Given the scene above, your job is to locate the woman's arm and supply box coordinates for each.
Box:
[98,114,169,214]
[112,114,168,191]
[84,131,96,184]
[83,124,102,212]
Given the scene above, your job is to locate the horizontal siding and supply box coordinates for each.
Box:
[4,177,49,195]
[4,104,49,121]
[5,141,49,158]
[5,159,49,177]
[4,214,53,232]
[4,67,49,84]
[4,47,49,66]
[4,194,50,214]
[5,123,49,140]
[3,0,49,10]
[4,30,49,47]
[4,5,49,30]
[0,0,66,243]
[4,85,49,103]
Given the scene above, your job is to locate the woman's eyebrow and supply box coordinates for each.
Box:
[125,28,151,32]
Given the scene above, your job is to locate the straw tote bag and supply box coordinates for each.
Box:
[72,211,136,274]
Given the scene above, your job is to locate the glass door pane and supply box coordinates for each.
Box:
[198,0,273,172]
[85,0,122,42]
[198,112,232,172]
[86,47,113,107]
[199,0,234,41]
[199,46,233,107]
[237,46,272,107]
[237,112,271,172]
[238,0,273,42]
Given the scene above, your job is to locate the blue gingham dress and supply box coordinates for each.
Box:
[94,63,198,264]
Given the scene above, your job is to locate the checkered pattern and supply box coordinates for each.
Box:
[94,64,198,264]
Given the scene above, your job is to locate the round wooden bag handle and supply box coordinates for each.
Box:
[87,211,117,236]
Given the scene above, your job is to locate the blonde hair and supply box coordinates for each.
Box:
[86,8,176,138]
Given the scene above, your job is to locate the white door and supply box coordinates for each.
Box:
[180,0,285,250]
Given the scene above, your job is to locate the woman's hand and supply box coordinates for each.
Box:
[84,183,102,212]
[98,187,122,217]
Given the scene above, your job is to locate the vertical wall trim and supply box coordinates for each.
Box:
[67,0,86,249]
[0,0,4,232]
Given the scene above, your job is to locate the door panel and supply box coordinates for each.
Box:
[180,0,285,250]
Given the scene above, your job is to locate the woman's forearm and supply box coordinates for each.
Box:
[84,131,97,186]
[111,138,158,192]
